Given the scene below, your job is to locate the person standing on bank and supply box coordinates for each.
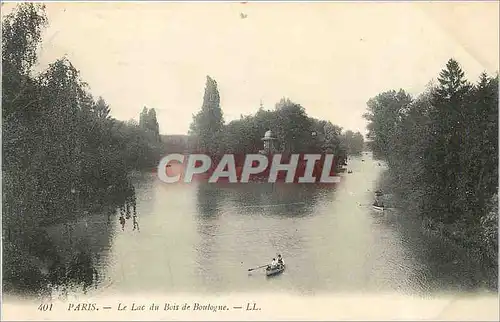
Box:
[133,214,140,231]
[119,215,125,231]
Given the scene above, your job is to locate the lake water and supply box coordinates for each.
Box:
[42,152,497,298]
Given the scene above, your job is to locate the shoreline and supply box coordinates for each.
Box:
[374,168,498,269]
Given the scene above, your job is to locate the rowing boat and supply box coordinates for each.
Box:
[372,205,384,211]
[266,264,285,277]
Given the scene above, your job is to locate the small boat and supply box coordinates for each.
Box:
[372,204,384,211]
[266,264,285,277]
[347,170,353,174]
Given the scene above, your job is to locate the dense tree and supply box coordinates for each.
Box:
[273,98,313,152]
[189,76,224,153]
[2,3,164,293]
[192,94,349,165]
[341,130,364,156]
[364,58,498,263]
[94,96,111,120]
[139,106,161,142]
[188,78,351,162]
[364,89,412,158]
[148,108,160,140]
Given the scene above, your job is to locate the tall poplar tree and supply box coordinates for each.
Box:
[189,76,225,153]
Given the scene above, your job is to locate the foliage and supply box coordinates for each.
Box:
[2,3,164,292]
[139,106,161,142]
[189,76,224,154]
[3,3,365,293]
[341,130,364,156]
[189,86,362,163]
[364,58,498,261]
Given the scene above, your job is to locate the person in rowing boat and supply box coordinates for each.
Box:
[269,258,277,269]
[373,198,384,208]
[277,254,284,266]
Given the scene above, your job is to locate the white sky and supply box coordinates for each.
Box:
[3,1,499,136]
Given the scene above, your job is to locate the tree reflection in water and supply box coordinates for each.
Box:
[195,182,333,218]
[65,242,99,293]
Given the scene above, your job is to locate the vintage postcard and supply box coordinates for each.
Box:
[1,1,499,321]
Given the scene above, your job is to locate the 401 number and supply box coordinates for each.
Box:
[38,303,53,311]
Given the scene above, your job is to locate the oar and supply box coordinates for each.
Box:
[248,264,268,271]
